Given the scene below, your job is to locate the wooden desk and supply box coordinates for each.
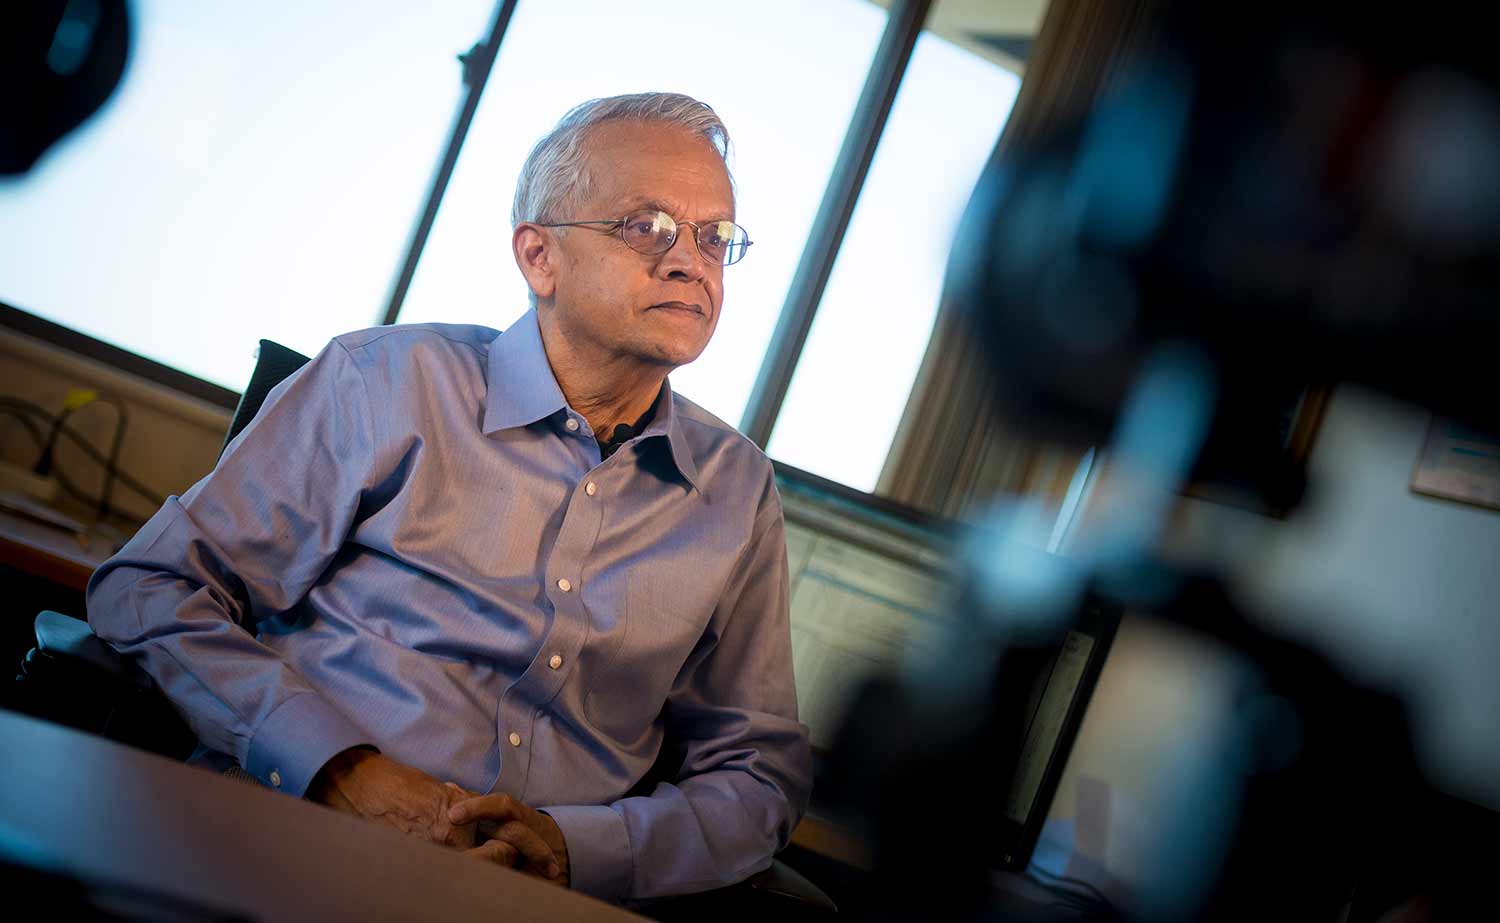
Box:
[0,709,645,922]
[0,504,114,592]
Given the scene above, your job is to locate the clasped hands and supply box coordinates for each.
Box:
[306,748,569,886]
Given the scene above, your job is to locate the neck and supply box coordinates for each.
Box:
[536,310,669,437]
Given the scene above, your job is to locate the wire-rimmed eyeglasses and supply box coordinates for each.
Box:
[537,210,753,267]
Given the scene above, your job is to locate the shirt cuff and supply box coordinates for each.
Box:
[243,692,372,797]
[542,803,633,901]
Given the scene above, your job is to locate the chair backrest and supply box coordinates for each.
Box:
[220,339,311,457]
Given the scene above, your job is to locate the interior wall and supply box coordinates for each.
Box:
[1236,385,1500,811]
[0,327,229,522]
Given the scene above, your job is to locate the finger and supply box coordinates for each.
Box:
[441,817,479,850]
[490,821,561,879]
[465,839,519,868]
[448,792,528,826]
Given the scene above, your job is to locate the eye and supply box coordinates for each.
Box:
[616,211,678,254]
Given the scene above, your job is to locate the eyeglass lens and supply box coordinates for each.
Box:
[619,211,749,265]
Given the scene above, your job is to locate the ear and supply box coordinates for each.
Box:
[513,223,559,302]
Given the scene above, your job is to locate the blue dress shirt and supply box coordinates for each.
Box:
[86,310,813,901]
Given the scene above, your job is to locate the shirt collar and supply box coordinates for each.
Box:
[482,308,702,493]
[640,377,701,494]
[483,308,568,432]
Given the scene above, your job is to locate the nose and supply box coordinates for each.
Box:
[655,225,708,283]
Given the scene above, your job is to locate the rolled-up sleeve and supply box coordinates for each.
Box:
[87,339,378,794]
[547,481,814,902]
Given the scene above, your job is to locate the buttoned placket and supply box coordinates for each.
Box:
[488,411,608,798]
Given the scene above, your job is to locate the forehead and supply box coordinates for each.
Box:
[579,120,735,219]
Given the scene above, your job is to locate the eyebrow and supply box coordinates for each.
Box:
[621,198,735,223]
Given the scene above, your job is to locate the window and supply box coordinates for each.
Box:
[395,0,886,426]
[0,1,494,389]
[766,17,1022,491]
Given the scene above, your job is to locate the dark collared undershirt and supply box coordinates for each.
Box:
[597,390,661,460]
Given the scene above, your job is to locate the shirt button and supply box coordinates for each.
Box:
[564,418,580,432]
[269,770,282,788]
[548,654,563,670]
[556,578,572,592]
[508,732,522,747]
[585,481,597,497]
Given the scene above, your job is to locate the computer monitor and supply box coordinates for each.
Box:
[773,461,1122,876]
[994,595,1121,871]
[773,461,961,753]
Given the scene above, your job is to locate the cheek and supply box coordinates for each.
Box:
[567,255,633,305]
[706,275,725,313]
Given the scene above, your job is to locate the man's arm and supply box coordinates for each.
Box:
[90,340,558,862]
[87,340,378,796]
[537,481,814,901]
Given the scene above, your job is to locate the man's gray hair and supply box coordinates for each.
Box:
[511,92,732,227]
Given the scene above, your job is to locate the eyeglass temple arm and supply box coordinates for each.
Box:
[533,219,623,228]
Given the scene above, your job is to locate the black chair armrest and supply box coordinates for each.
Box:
[33,610,150,687]
[745,858,837,912]
[18,611,196,760]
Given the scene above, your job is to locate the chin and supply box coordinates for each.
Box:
[638,337,708,369]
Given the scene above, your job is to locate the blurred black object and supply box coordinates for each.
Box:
[1,0,130,175]
[947,0,1500,509]
[822,575,1486,922]
[826,1,1500,919]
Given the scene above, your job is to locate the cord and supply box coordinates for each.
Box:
[0,407,103,510]
[0,397,165,511]
[90,394,129,519]
[28,390,130,518]
[32,400,73,476]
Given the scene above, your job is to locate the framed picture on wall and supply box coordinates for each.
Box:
[1411,416,1500,512]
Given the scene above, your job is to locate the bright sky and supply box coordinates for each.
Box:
[0,0,1018,492]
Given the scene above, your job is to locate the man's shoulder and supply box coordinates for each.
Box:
[333,322,501,365]
[672,393,756,449]
[318,324,503,407]
[670,393,777,485]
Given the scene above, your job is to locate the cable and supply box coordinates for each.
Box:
[89,394,128,519]
[28,390,130,519]
[32,399,73,476]
[0,397,166,511]
[0,397,160,509]
[0,407,113,512]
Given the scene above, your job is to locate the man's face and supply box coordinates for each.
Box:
[542,120,735,370]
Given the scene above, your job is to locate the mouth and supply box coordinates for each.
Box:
[648,301,706,318]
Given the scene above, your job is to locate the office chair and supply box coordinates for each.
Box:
[15,338,836,920]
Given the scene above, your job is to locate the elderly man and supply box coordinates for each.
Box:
[86,92,812,903]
